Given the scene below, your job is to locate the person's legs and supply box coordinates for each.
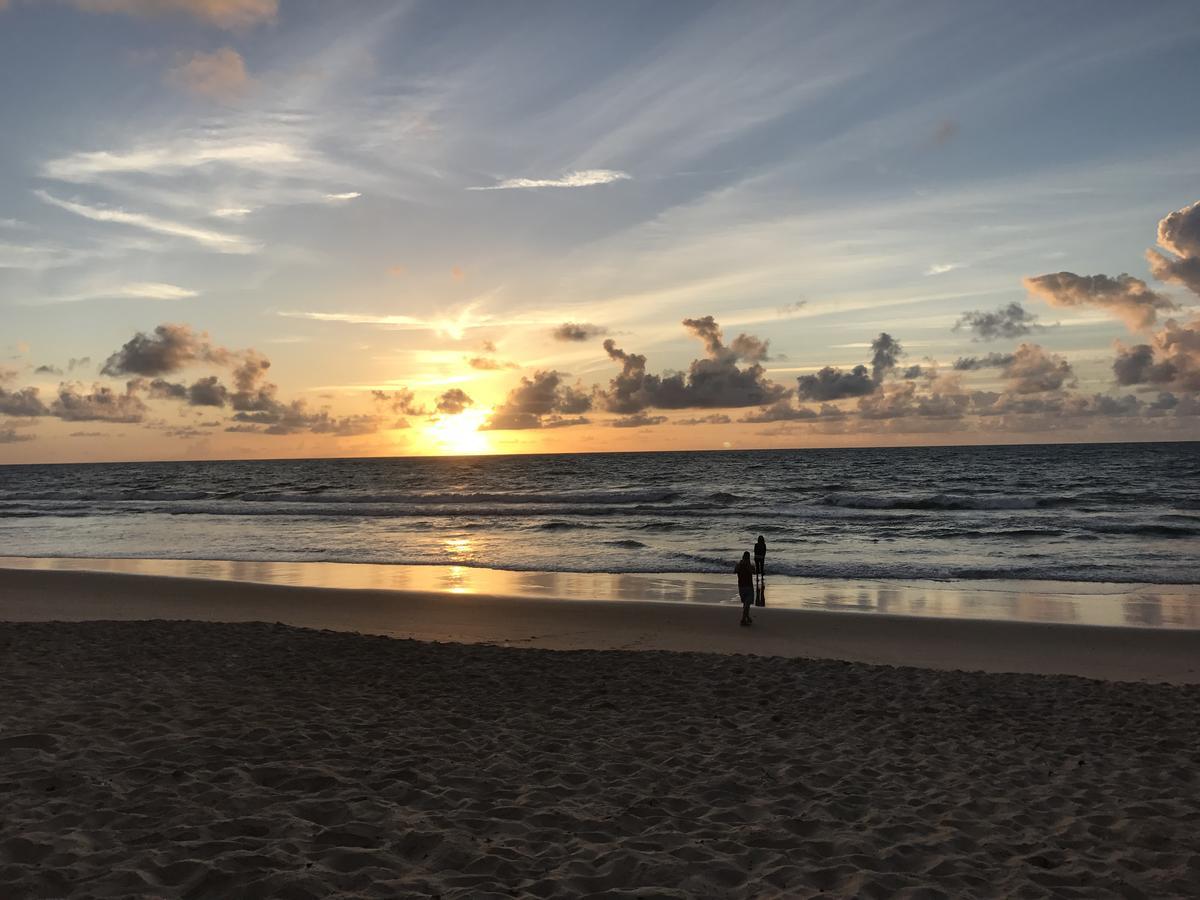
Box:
[740,592,753,624]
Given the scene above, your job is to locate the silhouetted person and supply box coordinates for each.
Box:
[754,535,766,580]
[735,551,755,626]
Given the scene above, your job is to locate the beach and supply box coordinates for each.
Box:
[3,569,1200,898]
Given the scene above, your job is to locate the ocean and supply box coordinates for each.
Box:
[1,442,1197,586]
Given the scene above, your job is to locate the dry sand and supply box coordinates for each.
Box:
[2,620,1199,899]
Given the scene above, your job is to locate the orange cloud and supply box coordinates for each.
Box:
[70,0,276,29]
[169,47,250,101]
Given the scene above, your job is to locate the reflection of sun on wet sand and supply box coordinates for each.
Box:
[3,618,1199,899]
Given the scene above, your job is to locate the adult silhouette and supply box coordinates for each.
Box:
[735,550,755,626]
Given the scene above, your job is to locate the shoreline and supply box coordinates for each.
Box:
[3,554,1199,629]
[4,566,1200,683]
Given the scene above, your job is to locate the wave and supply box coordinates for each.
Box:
[821,492,1059,511]
[604,539,647,549]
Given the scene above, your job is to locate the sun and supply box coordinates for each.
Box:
[423,407,493,455]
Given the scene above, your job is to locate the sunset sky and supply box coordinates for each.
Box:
[2,0,1199,462]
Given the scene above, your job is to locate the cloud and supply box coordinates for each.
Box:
[68,357,91,372]
[168,48,250,102]
[552,322,608,342]
[468,169,631,191]
[676,413,731,426]
[44,142,299,182]
[795,365,875,402]
[0,386,49,417]
[51,383,148,422]
[739,401,818,423]
[954,302,1040,341]
[0,425,35,444]
[39,282,199,305]
[101,324,226,377]
[484,370,593,430]
[1145,200,1200,298]
[35,190,254,254]
[611,413,667,428]
[148,375,230,407]
[1113,315,1200,393]
[230,385,383,435]
[436,388,473,415]
[870,332,903,382]
[953,352,1016,370]
[324,192,361,202]
[68,0,277,29]
[371,388,426,417]
[776,300,807,317]
[466,356,516,370]
[598,318,786,414]
[35,365,63,376]
[1003,343,1075,394]
[1023,272,1177,331]
[925,263,961,276]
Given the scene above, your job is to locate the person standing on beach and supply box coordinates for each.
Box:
[735,551,755,626]
[754,535,767,582]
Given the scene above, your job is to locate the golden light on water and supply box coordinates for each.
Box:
[422,408,493,455]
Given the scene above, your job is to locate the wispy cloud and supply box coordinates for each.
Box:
[280,302,557,340]
[42,142,301,183]
[925,262,963,275]
[468,169,631,191]
[35,190,255,253]
[324,191,362,202]
[33,282,199,305]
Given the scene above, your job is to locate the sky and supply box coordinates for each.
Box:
[1,0,1199,463]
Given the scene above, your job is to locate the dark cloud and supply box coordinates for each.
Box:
[35,364,63,376]
[953,353,1016,371]
[1145,200,1200,297]
[51,383,148,422]
[147,379,188,401]
[954,302,1040,341]
[870,333,903,382]
[676,413,732,425]
[484,370,593,430]
[187,376,230,407]
[436,388,474,415]
[598,318,786,414]
[480,340,497,354]
[231,397,382,436]
[67,357,91,373]
[1004,343,1075,394]
[611,413,667,428]
[101,324,218,377]
[796,365,874,401]
[148,375,230,407]
[1024,272,1177,331]
[1112,316,1200,392]
[552,322,608,342]
[776,300,807,317]
[901,365,924,380]
[0,386,50,417]
[371,388,426,417]
[0,424,35,444]
[739,401,818,423]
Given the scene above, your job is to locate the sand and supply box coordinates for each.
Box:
[4,567,1200,684]
[2,619,1199,899]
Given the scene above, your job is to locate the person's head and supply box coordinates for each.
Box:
[742,551,751,561]
[757,534,765,543]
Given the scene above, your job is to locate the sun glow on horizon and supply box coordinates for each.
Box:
[422,407,493,455]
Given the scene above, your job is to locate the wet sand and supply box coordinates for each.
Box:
[2,566,1200,683]
[2,619,1198,898]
